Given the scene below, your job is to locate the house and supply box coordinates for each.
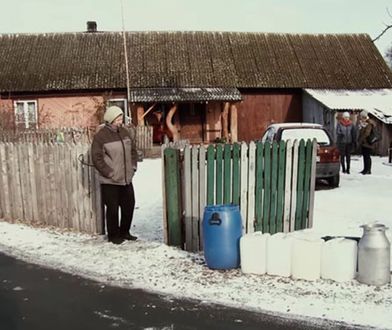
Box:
[1,22,392,153]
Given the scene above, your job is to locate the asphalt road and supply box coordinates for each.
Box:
[0,252,363,330]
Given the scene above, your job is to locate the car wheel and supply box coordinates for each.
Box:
[327,174,340,188]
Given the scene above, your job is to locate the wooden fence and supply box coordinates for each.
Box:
[163,139,317,251]
[0,142,102,234]
[0,126,153,151]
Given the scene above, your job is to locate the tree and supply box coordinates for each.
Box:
[372,8,392,68]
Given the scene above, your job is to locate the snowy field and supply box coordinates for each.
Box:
[0,155,391,329]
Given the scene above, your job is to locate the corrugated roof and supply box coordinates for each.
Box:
[305,88,392,124]
[0,31,391,93]
[129,87,242,102]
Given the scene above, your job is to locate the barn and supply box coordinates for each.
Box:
[0,23,391,153]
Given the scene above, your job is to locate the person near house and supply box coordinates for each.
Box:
[357,110,377,175]
[92,105,138,244]
[336,111,356,174]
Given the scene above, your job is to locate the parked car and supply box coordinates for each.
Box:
[261,123,340,187]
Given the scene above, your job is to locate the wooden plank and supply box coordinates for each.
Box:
[247,141,256,233]
[215,144,223,204]
[82,144,92,233]
[0,143,11,219]
[269,142,278,234]
[161,145,168,244]
[276,140,286,233]
[240,142,248,233]
[289,140,299,232]
[47,143,57,227]
[71,143,81,231]
[301,139,313,229]
[254,141,264,232]
[223,144,231,204]
[53,144,63,228]
[295,139,306,230]
[191,146,200,251]
[11,143,23,221]
[198,145,206,250]
[262,141,271,233]
[283,140,293,233]
[22,143,32,222]
[206,145,215,205]
[36,143,47,225]
[183,145,192,251]
[232,143,241,206]
[307,140,318,228]
[28,143,39,222]
[163,148,183,247]
[182,145,193,251]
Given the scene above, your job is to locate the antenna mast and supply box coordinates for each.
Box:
[121,0,132,124]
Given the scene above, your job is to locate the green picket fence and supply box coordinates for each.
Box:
[163,139,317,251]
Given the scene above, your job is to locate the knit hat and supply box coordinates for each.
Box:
[359,110,369,119]
[104,106,123,123]
[342,112,350,119]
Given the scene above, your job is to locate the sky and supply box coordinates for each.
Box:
[1,155,392,329]
[0,0,392,56]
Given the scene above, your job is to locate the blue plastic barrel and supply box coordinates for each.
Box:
[202,204,242,270]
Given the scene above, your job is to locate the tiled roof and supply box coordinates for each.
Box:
[0,31,391,93]
[129,87,242,102]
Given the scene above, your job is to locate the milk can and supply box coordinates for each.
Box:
[357,223,391,286]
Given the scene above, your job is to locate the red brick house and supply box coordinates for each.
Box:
[1,25,391,149]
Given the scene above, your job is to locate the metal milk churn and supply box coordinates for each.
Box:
[357,223,391,286]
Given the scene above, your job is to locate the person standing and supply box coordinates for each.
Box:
[92,106,138,244]
[336,111,356,174]
[357,110,376,175]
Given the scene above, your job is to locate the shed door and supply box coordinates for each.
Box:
[178,103,205,143]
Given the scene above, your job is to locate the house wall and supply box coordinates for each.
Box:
[0,99,14,129]
[1,94,105,129]
[38,96,103,128]
[303,92,337,141]
[236,90,302,142]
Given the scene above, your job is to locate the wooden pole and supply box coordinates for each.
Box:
[221,102,229,142]
[229,103,238,143]
[166,104,180,142]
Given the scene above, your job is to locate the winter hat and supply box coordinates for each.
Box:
[359,110,369,119]
[104,106,123,123]
[342,111,350,119]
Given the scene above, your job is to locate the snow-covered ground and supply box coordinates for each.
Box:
[1,155,392,329]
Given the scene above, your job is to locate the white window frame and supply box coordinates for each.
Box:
[14,100,38,129]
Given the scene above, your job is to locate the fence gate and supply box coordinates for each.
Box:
[163,140,317,251]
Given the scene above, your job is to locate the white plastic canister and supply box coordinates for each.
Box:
[240,232,270,275]
[291,234,324,281]
[267,232,292,277]
[321,238,357,282]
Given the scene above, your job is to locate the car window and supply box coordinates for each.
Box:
[280,128,331,145]
[261,128,275,143]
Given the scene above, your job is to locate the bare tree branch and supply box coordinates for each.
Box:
[372,8,392,42]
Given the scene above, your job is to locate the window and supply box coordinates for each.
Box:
[14,100,37,129]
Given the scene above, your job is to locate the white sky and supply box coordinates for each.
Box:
[0,0,391,56]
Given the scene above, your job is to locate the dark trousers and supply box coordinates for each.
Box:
[101,183,135,240]
[339,143,352,172]
[361,146,372,173]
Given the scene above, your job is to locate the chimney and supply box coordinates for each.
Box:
[86,21,97,33]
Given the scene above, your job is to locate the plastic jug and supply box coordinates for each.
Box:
[240,232,270,275]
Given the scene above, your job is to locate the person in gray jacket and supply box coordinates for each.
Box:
[336,111,356,174]
[92,106,138,244]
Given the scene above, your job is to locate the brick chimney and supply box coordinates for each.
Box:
[86,21,97,33]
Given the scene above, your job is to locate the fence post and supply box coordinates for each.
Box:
[164,148,183,247]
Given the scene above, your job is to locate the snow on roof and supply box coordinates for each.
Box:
[305,89,392,124]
